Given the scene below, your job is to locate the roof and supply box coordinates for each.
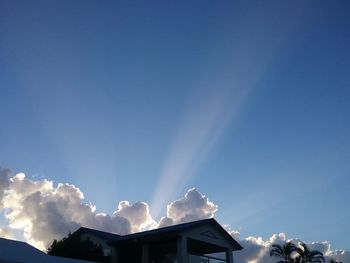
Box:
[0,237,93,263]
[73,227,121,242]
[109,218,243,251]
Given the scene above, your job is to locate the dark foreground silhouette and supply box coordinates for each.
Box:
[270,241,341,263]
[47,233,109,262]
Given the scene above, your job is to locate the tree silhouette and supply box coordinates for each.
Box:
[47,232,108,262]
[270,242,326,263]
[270,241,298,263]
[295,243,325,263]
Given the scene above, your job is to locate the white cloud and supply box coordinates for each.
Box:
[234,233,287,263]
[0,167,348,263]
[114,201,156,232]
[327,249,350,263]
[158,188,217,227]
[223,224,240,240]
[0,168,142,250]
[233,233,349,263]
[0,227,13,239]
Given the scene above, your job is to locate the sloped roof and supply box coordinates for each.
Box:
[110,218,243,251]
[73,227,122,242]
[0,237,93,263]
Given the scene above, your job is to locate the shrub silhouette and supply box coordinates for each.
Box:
[47,232,108,262]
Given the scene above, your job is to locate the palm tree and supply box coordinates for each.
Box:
[296,243,325,263]
[270,241,298,263]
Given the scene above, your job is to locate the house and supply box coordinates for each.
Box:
[74,218,242,263]
[0,237,93,263]
[72,227,122,257]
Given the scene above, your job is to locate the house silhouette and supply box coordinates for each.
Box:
[73,218,242,263]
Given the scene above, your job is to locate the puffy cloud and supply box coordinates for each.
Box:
[232,233,349,263]
[1,171,218,249]
[223,224,240,240]
[234,233,287,263]
[158,216,174,228]
[302,241,350,263]
[0,167,348,262]
[327,249,350,263]
[114,201,156,232]
[158,188,218,227]
[0,227,13,239]
[0,168,145,250]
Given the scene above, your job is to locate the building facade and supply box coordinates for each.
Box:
[75,219,242,263]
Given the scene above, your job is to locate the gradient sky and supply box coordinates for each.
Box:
[1,0,349,251]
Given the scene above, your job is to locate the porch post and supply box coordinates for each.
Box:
[142,243,149,263]
[177,235,188,263]
[226,248,233,263]
[111,247,119,263]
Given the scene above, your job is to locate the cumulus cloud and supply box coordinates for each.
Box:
[295,240,350,263]
[0,227,13,239]
[158,188,217,227]
[232,233,349,263]
[0,167,348,262]
[234,233,288,263]
[0,170,217,250]
[223,224,240,240]
[327,249,350,263]
[114,201,156,232]
[0,168,142,250]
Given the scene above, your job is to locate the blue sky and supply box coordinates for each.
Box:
[1,0,350,251]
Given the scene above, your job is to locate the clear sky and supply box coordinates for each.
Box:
[1,0,349,252]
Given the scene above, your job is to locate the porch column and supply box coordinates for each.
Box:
[111,247,119,263]
[142,243,149,263]
[177,235,188,263]
[225,248,233,263]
